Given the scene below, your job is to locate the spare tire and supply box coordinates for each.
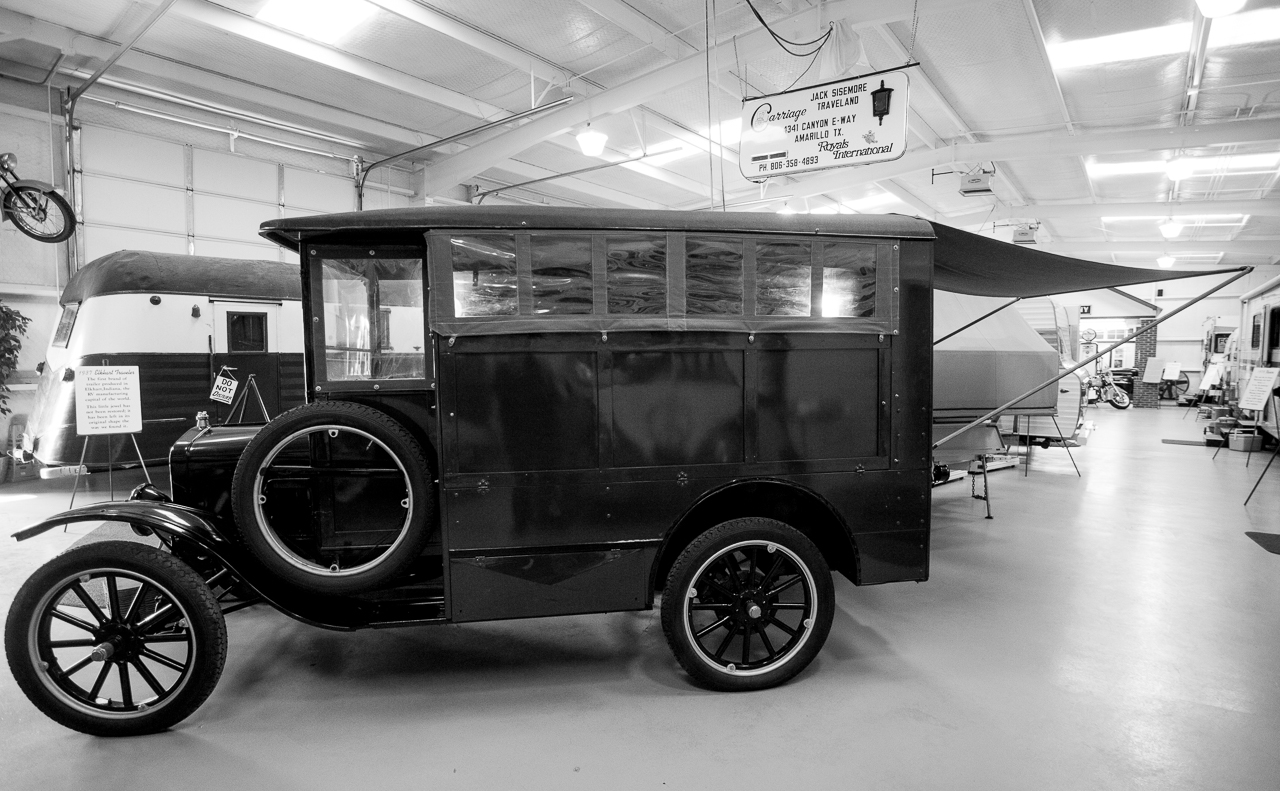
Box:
[231,401,434,595]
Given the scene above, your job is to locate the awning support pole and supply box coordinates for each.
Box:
[932,267,1255,450]
[933,297,1022,346]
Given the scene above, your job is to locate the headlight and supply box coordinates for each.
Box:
[0,153,16,170]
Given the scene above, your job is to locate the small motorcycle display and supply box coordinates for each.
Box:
[1085,368,1132,409]
[0,153,76,243]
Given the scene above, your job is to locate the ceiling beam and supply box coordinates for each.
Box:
[170,0,506,120]
[945,200,1280,226]
[779,117,1280,200]
[419,0,988,195]
[576,0,695,60]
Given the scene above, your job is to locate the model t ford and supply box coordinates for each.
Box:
[6,206,1216,736]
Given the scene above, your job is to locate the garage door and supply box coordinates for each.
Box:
[79,126,389,267]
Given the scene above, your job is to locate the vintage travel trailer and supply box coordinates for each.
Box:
[22,251,306,468]
[1236,272,1280,438]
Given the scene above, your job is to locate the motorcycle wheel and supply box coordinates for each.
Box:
[1108,389,1132,409]
[2,185,76,243]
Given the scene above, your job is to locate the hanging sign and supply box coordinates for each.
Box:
[739,68,909,181]
[1239,366,1280,412]
[74,366,142,436]
[210,372,238,405]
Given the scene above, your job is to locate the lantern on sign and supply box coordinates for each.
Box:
[871,80,894,126]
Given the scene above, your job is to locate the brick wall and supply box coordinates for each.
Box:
[1132,318,1160,408]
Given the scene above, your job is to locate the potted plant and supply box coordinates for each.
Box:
[0,299,31,480]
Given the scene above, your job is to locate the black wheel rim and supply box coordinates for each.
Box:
[253,424,413,577]
[28,568,195,719]
[682,540,817,677]
[6,188,65,239]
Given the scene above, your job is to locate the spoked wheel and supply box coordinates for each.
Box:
[3,185,76,243]
[1159,373,1190,400]
[4,541,226,736]
[231,401,434,595]
[661,518,834,692]
[1108,388,1132,409]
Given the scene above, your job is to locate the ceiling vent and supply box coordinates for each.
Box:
[958,172,994,196]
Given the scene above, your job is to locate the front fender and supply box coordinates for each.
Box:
[14,500,234,547]
[4,178,58,194]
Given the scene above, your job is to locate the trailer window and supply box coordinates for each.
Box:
[686,237,743,315]
[227,312,267,353]
[320,257,426,381]
[51,303,78,347]
[452,235,517,317]
[607,235,667,315]
[756,241,811,316]
[531,235,593,315]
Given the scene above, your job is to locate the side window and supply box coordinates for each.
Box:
[51,303,79,347]
[820,242,877,318]
[755,241,811,316]
[227,312,267,353]
[686,237,743,315]
[320,257,425,381]
[607,235,667,315]
[451,234,518,317]
[531,235,593,314]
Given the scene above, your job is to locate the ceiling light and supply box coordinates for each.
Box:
[809,206,840,215]
[1158,220,1184,239]
[1165,159,1196,182]
[1196,0,1247,18]
[257,0,376,44]
[1157,256,1176,268]
[1086,160,1170,178]
[639,139,696,167]
[576,126,608,157]
[841,192,898,212]
[1209,8,1280,47]
[1046,23,1191,70]
[777,204,799,215]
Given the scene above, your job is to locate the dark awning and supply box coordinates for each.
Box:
[929,223,1242,298]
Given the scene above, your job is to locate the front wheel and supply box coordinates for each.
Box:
[1107,388,1132,409]
[661,518,834,692]
[2,185,76,243]
[4,541,227,736]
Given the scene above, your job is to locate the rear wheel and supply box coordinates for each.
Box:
[661,518,834,692]
[4,541,226,736]
[231,401,434,595]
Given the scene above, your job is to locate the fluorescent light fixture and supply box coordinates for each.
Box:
[777,204,800,215]
[1157,255,1176,268]
[1209,8,1280,47]
[841,192,898,212]
[1086,159,1170,178]
[1165,159,1196,182]
[1196,0,1247,19]
[1046,23,1191,70]
[257,0,376,44]
[576,126,608,157]
[1102,214,1244,222]
[700,118,742,147]
[1158,220,1184,239]
[638,139,697,167]
[809,206,840,215]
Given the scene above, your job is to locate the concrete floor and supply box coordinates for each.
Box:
[1,406,1278,790]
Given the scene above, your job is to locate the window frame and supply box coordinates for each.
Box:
[427,230,899,338]
[226,311,269,354]
[306,244,431,394]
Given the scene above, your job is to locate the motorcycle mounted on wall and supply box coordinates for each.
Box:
[0,153,76,243]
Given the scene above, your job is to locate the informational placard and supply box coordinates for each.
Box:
[1161,361,1182,381]
[1239,366,1280,412]
[1199,363,1224,391]
[1141,358,1168,384]
[75,366,142,435]
[739,69,909,181]
[210,373,238,405]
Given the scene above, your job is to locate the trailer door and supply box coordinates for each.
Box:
[211,300,282,422]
